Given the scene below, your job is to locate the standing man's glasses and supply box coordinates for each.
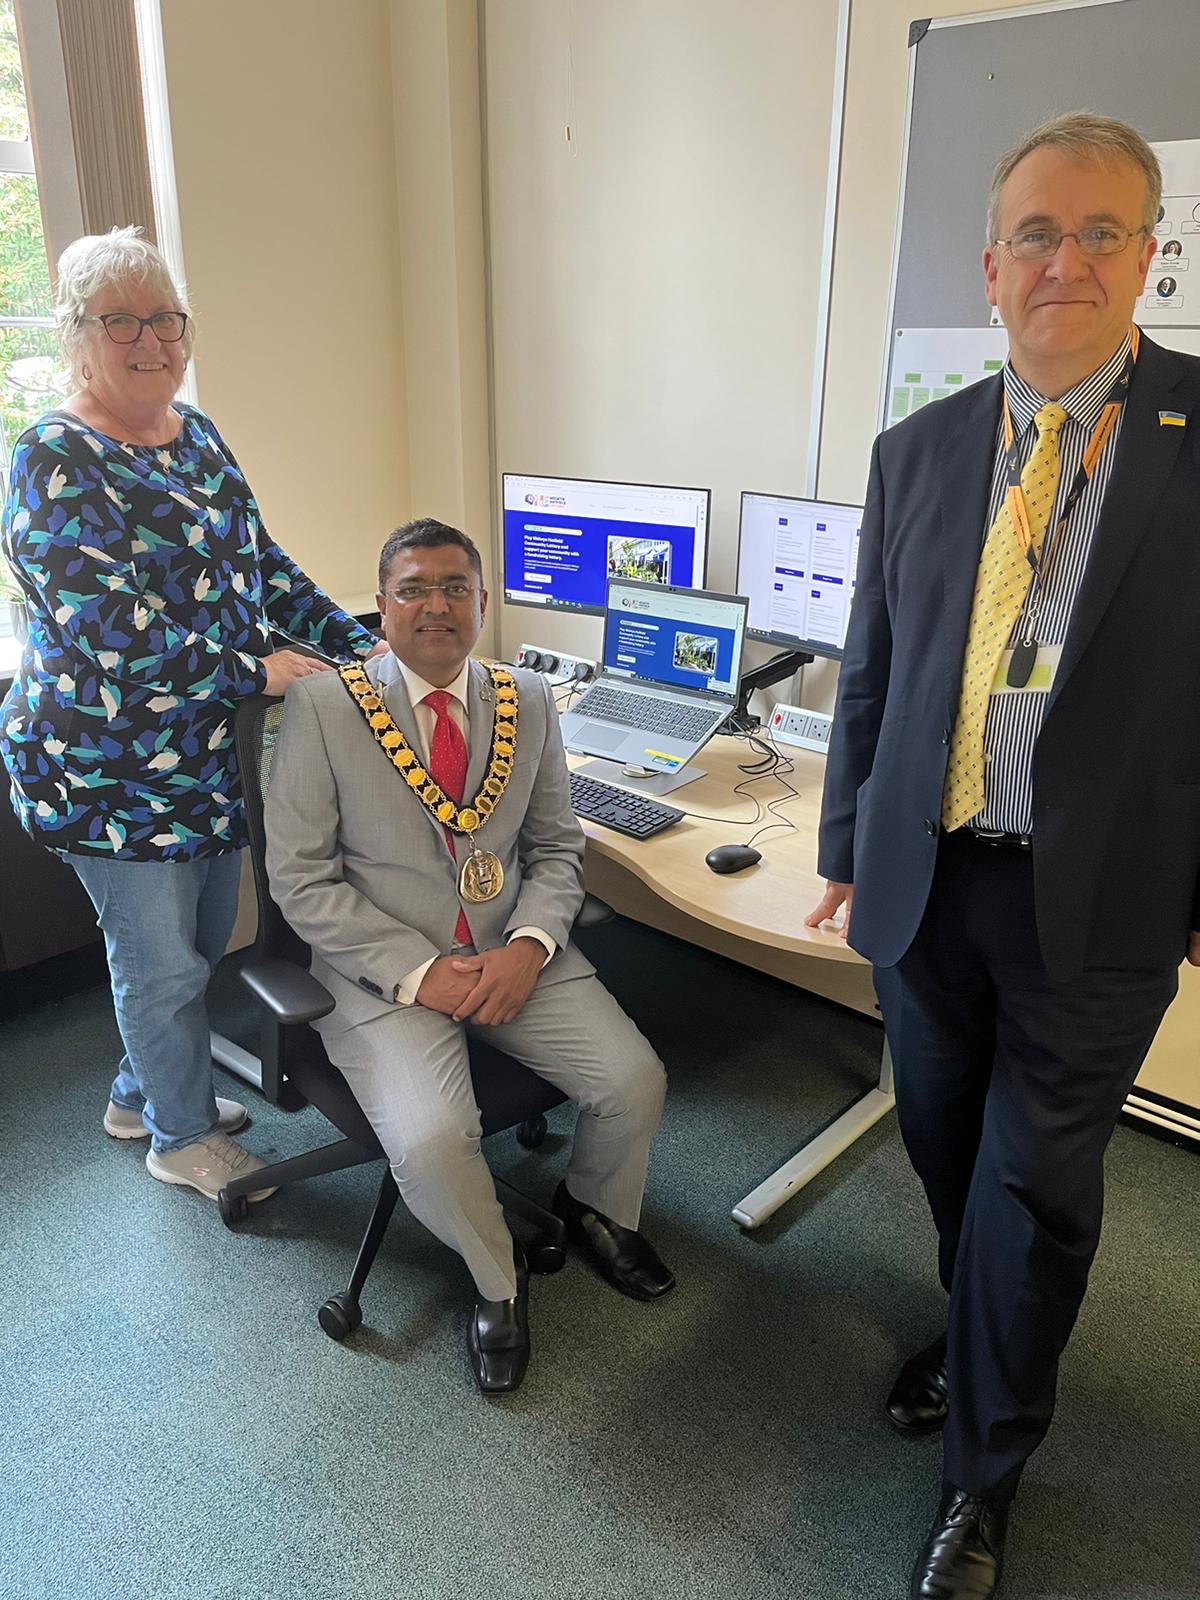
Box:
[82,312,189,344]
[385,581,479,604]
[994,225,1149,260]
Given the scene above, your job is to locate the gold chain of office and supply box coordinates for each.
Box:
[337,662,519,834]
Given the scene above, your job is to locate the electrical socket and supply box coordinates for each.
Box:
[514,643,596,684]
[768,702,833,753]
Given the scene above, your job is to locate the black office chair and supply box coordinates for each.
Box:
[220,692,604,1342]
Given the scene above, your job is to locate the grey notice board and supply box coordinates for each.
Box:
[881,0,1200,425]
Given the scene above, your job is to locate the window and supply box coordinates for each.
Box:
[0,0,63,640]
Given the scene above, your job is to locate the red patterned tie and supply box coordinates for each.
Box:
[423,690,472,946]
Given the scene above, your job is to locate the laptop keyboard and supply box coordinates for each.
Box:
[574,684,722,742]
[568,773,684,840]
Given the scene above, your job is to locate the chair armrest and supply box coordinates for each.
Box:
[239,957,336,1026]
[576,893,614,929]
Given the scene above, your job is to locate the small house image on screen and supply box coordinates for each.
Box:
[607,537,671,584]
[673,632,718,675]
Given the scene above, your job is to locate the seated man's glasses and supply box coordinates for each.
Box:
[83,312,189,343]
[995,224,1148,261]
[385,581,479,604]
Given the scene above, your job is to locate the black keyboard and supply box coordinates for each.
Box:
[573,684,722,743]
[568,773,684,840]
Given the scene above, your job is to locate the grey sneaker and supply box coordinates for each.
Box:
[105,1096,249,1140]
[146,1130,278,1203]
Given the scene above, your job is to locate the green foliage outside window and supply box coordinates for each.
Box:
[0,0,29,142]
[0,0,63,614]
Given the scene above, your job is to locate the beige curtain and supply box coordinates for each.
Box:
[53,0,155,242]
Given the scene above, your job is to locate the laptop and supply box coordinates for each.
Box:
[559,579,749,777]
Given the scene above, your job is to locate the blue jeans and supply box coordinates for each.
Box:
[68,851,244,1152]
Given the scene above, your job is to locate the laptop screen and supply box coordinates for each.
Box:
[602,580,749,703]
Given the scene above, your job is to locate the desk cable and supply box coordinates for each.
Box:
[627,724,805,847]
[724,724,805,850]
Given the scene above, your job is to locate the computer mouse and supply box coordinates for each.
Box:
[705,843,762,875]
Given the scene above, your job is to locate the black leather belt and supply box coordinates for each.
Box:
[964,828,1033,851]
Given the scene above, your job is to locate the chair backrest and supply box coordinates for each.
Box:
[234,694,299,966]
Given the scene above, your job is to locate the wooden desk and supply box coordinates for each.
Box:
[567,733,894,1228]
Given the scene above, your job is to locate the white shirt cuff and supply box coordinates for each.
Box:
[508,927,555,966]
[395,955,437,1007]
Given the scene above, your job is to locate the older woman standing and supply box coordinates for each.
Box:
[1,227,379,1203]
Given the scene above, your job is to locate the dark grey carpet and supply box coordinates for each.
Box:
[0,919,1196,1600]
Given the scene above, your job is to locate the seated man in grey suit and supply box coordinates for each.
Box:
[265,517,674,1393]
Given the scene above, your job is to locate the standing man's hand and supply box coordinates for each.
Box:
[450,939,545,1026]
[804,881,854,942]
[1187,931,1200,967]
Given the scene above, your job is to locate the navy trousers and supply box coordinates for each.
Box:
[873,829,1178,1503]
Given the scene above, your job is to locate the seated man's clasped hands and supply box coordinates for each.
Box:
[265,518,675,1393]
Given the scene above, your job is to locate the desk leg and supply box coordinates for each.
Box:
[732,1040,895,1229]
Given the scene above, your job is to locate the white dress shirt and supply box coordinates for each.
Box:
[394,658,555,1005]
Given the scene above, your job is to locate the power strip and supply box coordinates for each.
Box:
[514,643,596,685]
[768,702,833,753]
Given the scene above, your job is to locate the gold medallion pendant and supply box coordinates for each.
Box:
[459,848,504,903]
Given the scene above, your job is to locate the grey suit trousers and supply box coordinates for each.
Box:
[316,972,666,1300]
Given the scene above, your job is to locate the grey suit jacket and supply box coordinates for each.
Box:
[265,652,593,1028]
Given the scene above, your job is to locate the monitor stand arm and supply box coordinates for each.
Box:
[730,649,814,731]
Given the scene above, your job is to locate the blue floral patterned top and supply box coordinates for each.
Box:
[0,404,376,860]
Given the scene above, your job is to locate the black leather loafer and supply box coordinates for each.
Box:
[552,1181,675,1301]
[887,1335,949,1434]
[467,1243,530,1394]
[910,1484,1009,1599]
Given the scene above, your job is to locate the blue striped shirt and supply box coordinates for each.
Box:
[975,333,1131,834]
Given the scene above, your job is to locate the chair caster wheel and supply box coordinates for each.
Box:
[528,1238,567,1275]
[516,1114,547,1150]
[218,1188,249,1228]
[318,1293,362,1341]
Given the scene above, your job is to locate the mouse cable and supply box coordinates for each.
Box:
[734,726,804,849]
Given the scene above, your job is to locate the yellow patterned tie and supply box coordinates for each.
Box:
[941,401,1068,831]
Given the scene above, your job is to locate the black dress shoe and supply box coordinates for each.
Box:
[467,1243,530,1394]
[552,1181,675,1301]
[887,1335,948,1434]
[910,1485,1009,1599]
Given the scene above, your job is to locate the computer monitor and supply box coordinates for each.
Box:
[502,473,711,614]
[735,491,863,661]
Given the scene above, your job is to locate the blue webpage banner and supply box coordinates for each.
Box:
[504,511,698,609]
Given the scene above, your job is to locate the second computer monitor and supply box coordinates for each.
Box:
[502,473,711,614]
[736,491,863,660]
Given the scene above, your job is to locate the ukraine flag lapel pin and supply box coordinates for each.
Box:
[1159,409,1187,427]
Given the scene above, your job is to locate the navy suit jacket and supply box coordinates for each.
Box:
[818,332,1200,981]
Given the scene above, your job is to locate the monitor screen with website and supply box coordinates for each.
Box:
[602,579,747,702]
[502,473,711,614]
[735,491,862,661]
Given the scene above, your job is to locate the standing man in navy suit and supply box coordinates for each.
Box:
[807,114,1200,1598]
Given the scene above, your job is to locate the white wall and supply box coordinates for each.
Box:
[159,0,410,616]
[482,0,840,666]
